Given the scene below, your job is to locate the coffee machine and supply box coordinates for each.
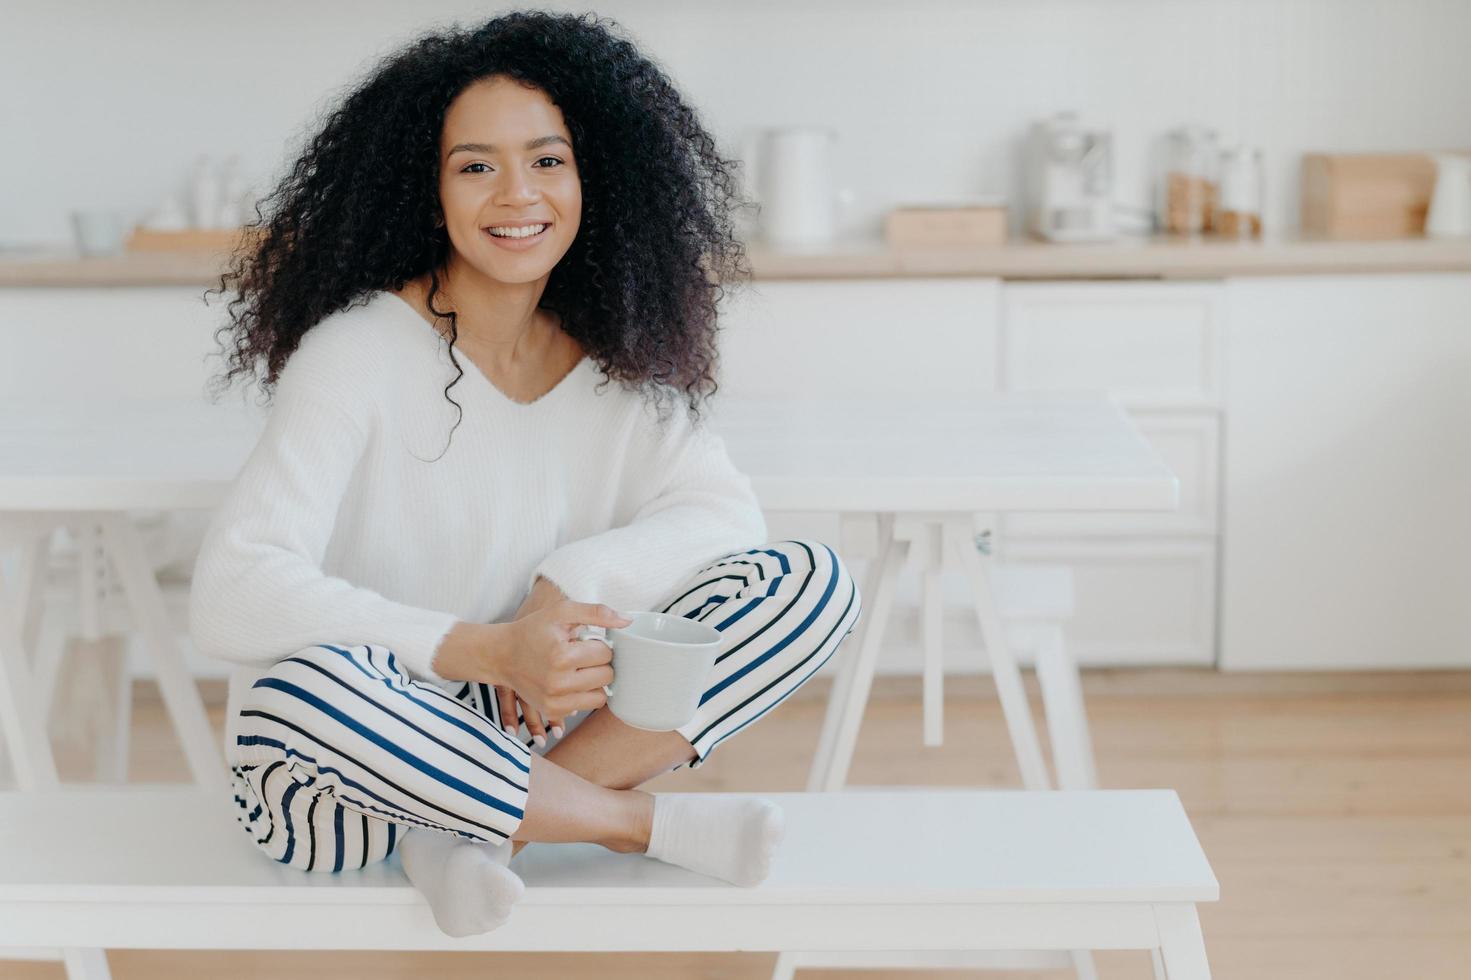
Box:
[1027,112,1117,242]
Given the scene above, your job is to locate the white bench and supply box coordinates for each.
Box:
[0,786,1218,979]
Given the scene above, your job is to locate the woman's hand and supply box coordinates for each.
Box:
[495,579,628,745]
[494,576,565,744]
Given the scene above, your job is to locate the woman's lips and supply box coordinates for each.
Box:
[483,224,550,250]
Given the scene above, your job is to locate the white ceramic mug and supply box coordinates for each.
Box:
[584,611,723,731]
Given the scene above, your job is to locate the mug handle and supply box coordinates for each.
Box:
[580,627,615,700]
[603,629,614,697]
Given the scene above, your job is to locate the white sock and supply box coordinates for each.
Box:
[643,793,786,887]
[398,829,524,937]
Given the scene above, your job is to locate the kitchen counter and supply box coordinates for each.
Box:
[3,234,1471,286]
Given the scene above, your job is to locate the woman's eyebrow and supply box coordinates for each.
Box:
[446,135,571,158]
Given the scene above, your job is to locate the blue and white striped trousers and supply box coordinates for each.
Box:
[228,539,861,872]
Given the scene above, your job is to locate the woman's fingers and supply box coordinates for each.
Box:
[521,694,548,746]
[494,685,521,739]
[566,637,616,668]
[564,602,632,630]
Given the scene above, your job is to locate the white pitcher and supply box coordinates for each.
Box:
[1425,153,1471,238]
[741,125,855,249]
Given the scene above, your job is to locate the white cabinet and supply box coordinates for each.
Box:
[1220,273,1471,669]
[0,287,228,407]
[715,277,1000,400]
[996,281,1226,666]
[999,281,1225,409]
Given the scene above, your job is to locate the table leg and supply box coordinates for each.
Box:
[941,517,1051,791]
[808,518,909,793]
[1069,949,1100,980]
[97,513,225,792]
[920,522,944,748]
[0,575,58,790]
[1033,624,1099,790]
[807,514,889,791]
[62,948,113,980]
[74,522,130,783]
[1154,903,1212,979]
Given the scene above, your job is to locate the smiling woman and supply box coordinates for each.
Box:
[205,10,755,437]
[187,7,862,944]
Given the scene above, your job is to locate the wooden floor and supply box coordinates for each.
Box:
[7,667,1471,980]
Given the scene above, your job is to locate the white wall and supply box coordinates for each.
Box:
[5,0,1471,247]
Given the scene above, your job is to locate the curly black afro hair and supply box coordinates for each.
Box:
[204,8,754,442]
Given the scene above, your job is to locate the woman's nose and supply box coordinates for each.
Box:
[495,171,539,205]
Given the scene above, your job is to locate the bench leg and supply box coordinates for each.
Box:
[0,536,116,980]
[1155,903,1212,979]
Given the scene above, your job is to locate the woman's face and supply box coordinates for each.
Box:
[437,76,582,285]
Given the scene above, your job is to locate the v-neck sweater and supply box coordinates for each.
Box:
[187,289,767,763]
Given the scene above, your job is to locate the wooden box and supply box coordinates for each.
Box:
[884,201,1008,247]
[1300,152,1469,239]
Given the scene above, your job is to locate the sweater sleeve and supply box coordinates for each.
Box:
[527,400,768,614]
[187,326,459,683]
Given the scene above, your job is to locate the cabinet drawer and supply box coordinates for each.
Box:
[718,278,1001,400]
[1001,282,1225,408]
[993,536,1218,666]
[1001,410,1220,537]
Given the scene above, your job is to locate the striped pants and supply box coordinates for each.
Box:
[229,539,860,872]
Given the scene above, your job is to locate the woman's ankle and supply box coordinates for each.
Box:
[603,789,654,854]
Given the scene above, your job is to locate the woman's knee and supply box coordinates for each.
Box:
[768,538,861,619]
[237,642,397,755]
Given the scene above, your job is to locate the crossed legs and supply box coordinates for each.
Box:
[509,705,697,858]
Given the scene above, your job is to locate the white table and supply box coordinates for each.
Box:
[1,392,1175,800]
[707,392,1177,794]
[0,399,259,793]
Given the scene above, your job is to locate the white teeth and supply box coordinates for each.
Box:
[487,224,547,238]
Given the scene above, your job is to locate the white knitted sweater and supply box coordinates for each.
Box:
[187,290,767,762]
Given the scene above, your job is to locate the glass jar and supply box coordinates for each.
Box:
[1158,126,1219,236]
[1215,145,1264,239]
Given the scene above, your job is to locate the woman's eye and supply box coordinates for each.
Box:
[461,158,564,174]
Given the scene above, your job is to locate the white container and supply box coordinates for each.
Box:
[1425,153,1471,238]
[1216,145,1263,239]
[745,126,855,249]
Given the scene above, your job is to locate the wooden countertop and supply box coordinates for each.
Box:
[3,234,1471,287]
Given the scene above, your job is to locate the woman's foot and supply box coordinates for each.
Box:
[642,793,786,887]
[399,829,524,937]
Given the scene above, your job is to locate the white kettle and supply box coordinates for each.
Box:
[1425,153,1471,238]
[741,126,855,249]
